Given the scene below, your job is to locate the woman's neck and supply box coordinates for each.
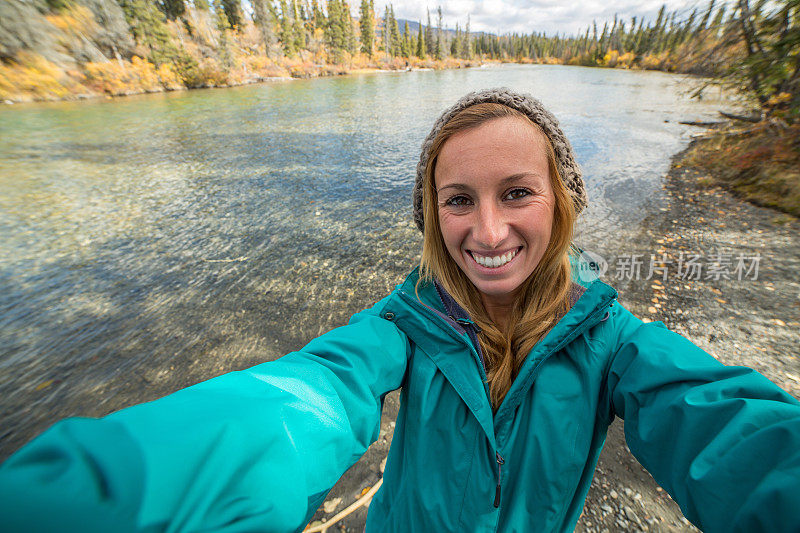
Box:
[480,295,516,332]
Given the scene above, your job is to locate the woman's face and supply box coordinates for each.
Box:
[435,116,555,309]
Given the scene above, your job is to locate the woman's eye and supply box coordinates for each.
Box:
[445,195,472,207]
[504,188,530,200]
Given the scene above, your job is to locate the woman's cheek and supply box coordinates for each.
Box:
[438,212,468,241]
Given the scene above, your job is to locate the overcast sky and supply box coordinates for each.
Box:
[370,0,714,36]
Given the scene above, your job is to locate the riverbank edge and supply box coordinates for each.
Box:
[682,124,800,218]
[1,58,710,106]
[1,57,481,106]
[308,138,800,531]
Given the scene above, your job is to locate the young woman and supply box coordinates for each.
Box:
[1,88,799,532]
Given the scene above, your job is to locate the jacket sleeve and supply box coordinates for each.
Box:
[0,301,409,533]
[605,303,800,533]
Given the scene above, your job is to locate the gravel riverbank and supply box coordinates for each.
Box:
[309,142,800,532]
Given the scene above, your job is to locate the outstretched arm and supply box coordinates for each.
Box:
[606,304,800,533]
[0,303,408,532]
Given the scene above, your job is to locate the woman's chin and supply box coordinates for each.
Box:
[470,279,525,307]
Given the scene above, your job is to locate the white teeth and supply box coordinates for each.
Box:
[473,249,517,268]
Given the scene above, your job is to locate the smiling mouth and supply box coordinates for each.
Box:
[469,247,521,268]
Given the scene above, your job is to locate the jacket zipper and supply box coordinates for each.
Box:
[455,318,487,371]
[487,296,616,516]
[433,283,489,373]
[493,451,504,508]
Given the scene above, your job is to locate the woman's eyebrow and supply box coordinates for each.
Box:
[437,183,470,194]
[500,172,547,186]
[438,172,546,193]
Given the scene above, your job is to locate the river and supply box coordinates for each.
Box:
[0,64,728,458]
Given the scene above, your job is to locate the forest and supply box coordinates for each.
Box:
[0,0,796,118]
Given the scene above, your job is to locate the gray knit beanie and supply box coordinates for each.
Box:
[413,87,587,232]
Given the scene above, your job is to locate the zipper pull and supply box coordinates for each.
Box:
[455,317,482,333]
[493,452,505,508]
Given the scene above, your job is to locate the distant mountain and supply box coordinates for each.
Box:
[382,18,495,39]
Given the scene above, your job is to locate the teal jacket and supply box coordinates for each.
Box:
[1,269,799,532]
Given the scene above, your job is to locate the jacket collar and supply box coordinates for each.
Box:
[386,266,618,445]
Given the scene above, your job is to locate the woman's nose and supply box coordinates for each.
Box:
[473,202,509,248]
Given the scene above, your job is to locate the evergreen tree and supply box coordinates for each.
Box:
[213,0,230,29]
[699,4,725,43]
[359,0,375,56]
[710,4,727,30]
[252,0,277,56]
[599,21,608,54]
[326,0,345,62]
[379,5,389,55]
[401,21,412,57]
[727,0,784,109]
[633,17,646,55]
[194,0,209,8]
[451,22,461,58]
[435,5,444,59]
[220,0,242,31]
[312,0,325,29]
[699,0,716,32]
[342,0,357,55]
[302,0,320,50]
[291,0,305,51]
[300,1,308,25]
[624,16,636,49]
[389,5,401,56]
[117,0,176,65]
[609,14,618,48]
[382,5,393,55]
[425,9,434,55]
[678,9,697,45]
[44,0,71,8]
[416,21,426,58]
[158,0,185,20]
[647,4,667,52]
[213,0,234,67]
[464,15,472,58]
[279,0,297,56]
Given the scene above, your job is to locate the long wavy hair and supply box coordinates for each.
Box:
[418,103,577,410]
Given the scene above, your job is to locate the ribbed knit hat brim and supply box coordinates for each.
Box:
[413,87,587,232]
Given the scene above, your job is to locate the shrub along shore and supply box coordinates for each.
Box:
[683,123,800,218]
[0,48,483,104]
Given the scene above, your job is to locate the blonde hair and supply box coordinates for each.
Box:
[418,103,576,410]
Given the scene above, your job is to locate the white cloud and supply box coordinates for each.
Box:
[374,0,705,35]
